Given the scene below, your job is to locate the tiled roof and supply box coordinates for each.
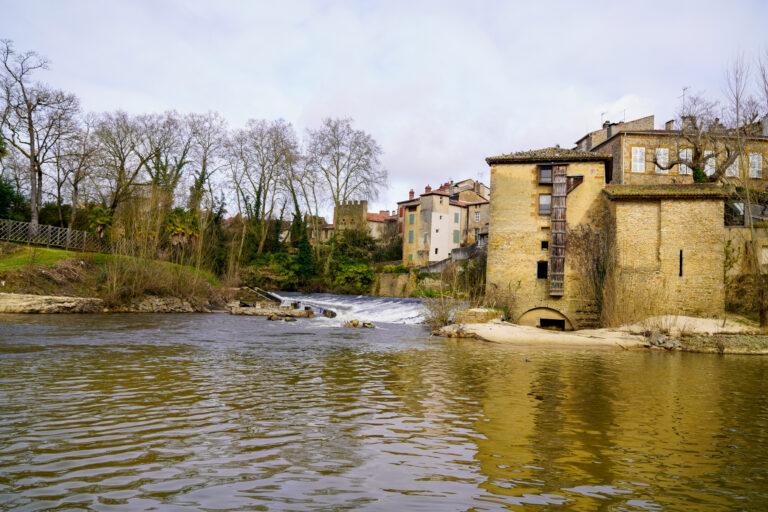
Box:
[366,212,395,223]
[486,147,612,164]
[603,184,726,200]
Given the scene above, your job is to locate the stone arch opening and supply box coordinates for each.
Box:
[517,307,574,331]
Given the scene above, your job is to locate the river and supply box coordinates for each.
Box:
[1,294,767,511]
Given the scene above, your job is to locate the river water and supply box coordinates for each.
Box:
[1,294,767,511]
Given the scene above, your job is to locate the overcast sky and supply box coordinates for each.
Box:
[2,0,767,214]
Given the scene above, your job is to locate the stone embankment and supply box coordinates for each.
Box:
[0,293,206,314]
[0,293,105,314]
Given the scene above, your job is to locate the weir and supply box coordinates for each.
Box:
[275,293,426,325]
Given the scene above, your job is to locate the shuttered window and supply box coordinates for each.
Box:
[408,230,413,243]
[726,155,739,177]
[423,212,429,222]
[454,212,459,223]
[453,230,459,243]
[749,153,763,178]
[409,213,414,225]
[423,233,427,244]
[704,151,715,176]
[655,148,669,173]
[631,147,645,173]
[679,148,692,175]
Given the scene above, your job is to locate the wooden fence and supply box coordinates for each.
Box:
[0,218,106,253]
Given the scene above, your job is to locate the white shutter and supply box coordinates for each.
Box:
[632,147,645,173]
[749,153,763,178]
[679,149,692,175]
[655,148,669,173]
[704,151,715,176]
[726,155,739,177]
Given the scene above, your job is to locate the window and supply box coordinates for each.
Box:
[679,250,683,277]
[539,165,553,184]
[761,245,768,265]
[725,201,745,226]
[704,151,715,176]
[423,233,427,244]
[749,153,763,178]
[454,212,459,223]
[631,147,646,173]
[423,212,429,222]
[409,213,414,225]
[539,194,552,216]
[408,230,414,243]
[435,228,439,233]
[434,248,438,255]
[474,212,480,222]
[399,207,403,217]
[409,254,413,262]
[541,241,549,250]
[726,155,739,177]
[537,261,548,279]
[679,148,692,175]
[453,230,459,243]
[439,197,443,204]
[655,148,669,173]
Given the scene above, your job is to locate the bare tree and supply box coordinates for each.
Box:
[92,110,156,213]
[305,118,387,209]
[187,111,226,212]
[1,39,80,228]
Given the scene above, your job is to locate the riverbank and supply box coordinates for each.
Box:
[0,244,226,310]
[437,316,768,354]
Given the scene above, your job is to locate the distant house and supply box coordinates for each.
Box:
[311,201,397,243]
[397,179,490,266]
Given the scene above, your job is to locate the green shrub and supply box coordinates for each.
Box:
[332,263,374,294]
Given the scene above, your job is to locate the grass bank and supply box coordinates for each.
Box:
[0,243,226,308]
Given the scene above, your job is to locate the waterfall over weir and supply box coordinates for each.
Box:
[275,293,426,325]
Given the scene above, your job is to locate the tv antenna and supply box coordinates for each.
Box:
[600,111,607,123]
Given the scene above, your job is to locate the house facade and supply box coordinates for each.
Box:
[397,179,490,266]
[484,147,727,330]
[577,115,768,191]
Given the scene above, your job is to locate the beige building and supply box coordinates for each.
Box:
[398,179,490,266]
[577,115,768,192]
[485,147,727,330]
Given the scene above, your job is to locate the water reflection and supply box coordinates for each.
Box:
[0,313,767,510]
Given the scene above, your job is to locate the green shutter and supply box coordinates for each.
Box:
[454,212,459,223]
[408,230,414,243]
[424,212,429,222]
[409,213,414,225]
[424,233,427,243]
[453,230,459,243]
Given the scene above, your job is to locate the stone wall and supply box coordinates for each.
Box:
[609,197,725,317]
[334,200,368,231]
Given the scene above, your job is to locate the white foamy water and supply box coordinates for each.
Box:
[276,292,426,325]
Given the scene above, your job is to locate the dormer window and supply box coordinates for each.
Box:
[539,165,553,184]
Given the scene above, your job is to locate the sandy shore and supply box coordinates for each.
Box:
[438,320,646,349]
[437,315,766,352]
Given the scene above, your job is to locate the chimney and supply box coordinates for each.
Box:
[665,119,675,130]
[606,124,614,138]
[425,185,432,194]
[409,189,414,200]
[602,120,611,129]
[682,115,696,131]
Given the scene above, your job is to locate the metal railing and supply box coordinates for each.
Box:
[0,218,106,253]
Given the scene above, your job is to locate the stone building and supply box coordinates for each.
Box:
[310,201,397,243]
[485,147,728,330]
[576,115,768,191]
[397,179,490,266]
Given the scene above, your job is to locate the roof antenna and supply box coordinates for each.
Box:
[623,109,626,121]
[600,111,607,124]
